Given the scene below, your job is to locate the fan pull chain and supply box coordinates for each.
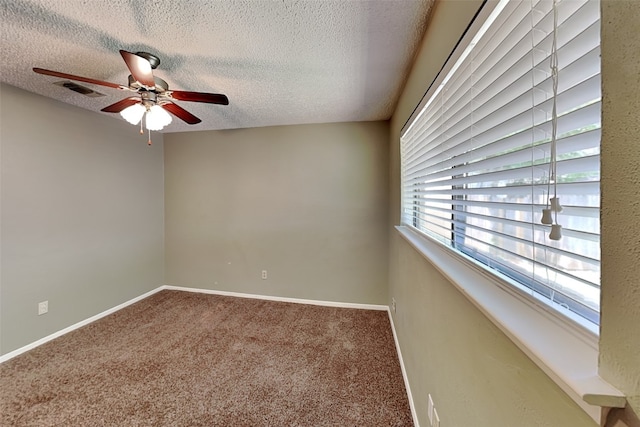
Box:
[148,128,152,146]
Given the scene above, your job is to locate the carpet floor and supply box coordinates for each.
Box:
[0,290,413,426]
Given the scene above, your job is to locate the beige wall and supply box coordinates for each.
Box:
[600,0,640,423]
[164,122,389,304]
[387,0,622,426]
[0,84,165,355]
[2,1,637,424]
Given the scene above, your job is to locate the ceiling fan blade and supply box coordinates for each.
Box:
[161,102,202,124]
[101,97,141,113]
[168,90,229,105]
[33,68,125,90]
[119,50,155,89]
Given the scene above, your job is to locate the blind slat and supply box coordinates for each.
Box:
[403,197,599,218]
[404,100,600,179]
[404,10,599,159]
[400,0,601,325]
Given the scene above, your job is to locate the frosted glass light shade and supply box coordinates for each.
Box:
[120,103,146,125]
[145,105,172,131]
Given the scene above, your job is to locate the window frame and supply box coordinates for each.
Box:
[400,0,601,331]
[396,0,624,423]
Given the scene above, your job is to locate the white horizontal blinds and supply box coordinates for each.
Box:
[400,0,601,325]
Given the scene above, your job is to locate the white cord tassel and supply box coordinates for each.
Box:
[550,196,562,212]
[549,224,562,241]
[541,0,562,240]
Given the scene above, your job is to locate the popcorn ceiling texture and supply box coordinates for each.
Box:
[0,0,434,132]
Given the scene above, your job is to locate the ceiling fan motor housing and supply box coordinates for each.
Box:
[140,90,158,108]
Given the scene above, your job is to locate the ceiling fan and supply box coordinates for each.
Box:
[33,50,228,141]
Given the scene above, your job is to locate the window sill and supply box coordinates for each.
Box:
[396,225,625,424]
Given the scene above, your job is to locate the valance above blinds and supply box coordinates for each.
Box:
[400,0,601,326]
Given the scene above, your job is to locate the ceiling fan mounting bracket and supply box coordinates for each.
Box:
[134,52,160,69]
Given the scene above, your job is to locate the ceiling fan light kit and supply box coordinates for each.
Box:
[120,103,146,125]
[33,50,229,145]
[145,105,172,131]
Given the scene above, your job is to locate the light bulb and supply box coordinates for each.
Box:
[120,103,145,125]
[145,105,172,131]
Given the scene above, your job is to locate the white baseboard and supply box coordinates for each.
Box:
[1,285,388,363]
[167,286,416,423]
[166,286,418,421]
[0,286,165,363]
[388,310,420,427]
[2,285,416,424]
[162,285,388,311]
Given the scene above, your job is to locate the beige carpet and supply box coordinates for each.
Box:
[0,290,413,426]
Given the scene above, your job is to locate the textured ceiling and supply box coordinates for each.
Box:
[0,0,434,133]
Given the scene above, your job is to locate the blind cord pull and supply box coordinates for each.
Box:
[545,0,562,240]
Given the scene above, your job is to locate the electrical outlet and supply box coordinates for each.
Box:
[261,270,268,280]
[38,301,48,315]
[391,297,397,314]
[428,394,434,425]
[433,407,440,427]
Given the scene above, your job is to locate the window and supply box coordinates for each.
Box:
[400,0,600,328]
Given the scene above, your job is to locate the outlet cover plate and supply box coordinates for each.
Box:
[38,301,48,315]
